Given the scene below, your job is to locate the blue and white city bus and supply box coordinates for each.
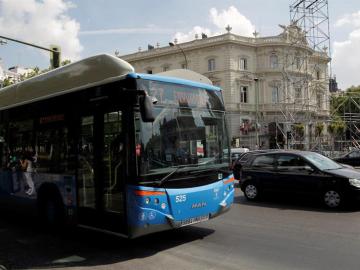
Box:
[0,54,234,238]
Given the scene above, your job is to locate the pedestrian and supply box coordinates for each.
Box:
[20,151,35,196]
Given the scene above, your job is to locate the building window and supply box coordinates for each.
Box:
[208,58,216,71]
[317,93,322,108]
[295,87,302,101]
[272,86,279,103]
[146,69,153,74]
[163,66,170,72]
[295,56,301,69]
[240,119,251,135]
[240,86,248,103]
[316,70,321,80]
[270,54,278,69]
[239,57,248,70]
[181,63,187,69]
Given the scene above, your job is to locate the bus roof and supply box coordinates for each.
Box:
[127,72,221,92]
[0,53,220,111]
[0,54,134,111]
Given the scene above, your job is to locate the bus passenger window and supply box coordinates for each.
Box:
[35,127,75,174]
[8,120,35,166]
[0,124,6,169]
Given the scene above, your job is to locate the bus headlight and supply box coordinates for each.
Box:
[145,197,151,204]
[349,178,360,188]
[161,203,166,209]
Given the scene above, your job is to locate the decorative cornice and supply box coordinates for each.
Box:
[121,31,320,62]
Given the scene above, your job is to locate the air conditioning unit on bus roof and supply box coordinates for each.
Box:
[157,69,213,86]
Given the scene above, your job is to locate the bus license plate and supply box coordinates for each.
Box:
[179,215,209,227]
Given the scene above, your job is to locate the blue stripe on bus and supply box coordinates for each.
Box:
[126,72,221,92]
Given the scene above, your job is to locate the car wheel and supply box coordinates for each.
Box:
[323,190,342,209]
[244,182,260,201]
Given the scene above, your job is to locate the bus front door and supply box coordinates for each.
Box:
[77,111,127,235]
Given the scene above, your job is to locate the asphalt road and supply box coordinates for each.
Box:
[1,188,360,270]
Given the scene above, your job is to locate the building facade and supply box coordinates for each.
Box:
[121,24,330,149]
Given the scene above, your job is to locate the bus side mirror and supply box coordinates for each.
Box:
[139,95,155,122]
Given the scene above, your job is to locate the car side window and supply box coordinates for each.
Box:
[349,151,360,158]
[252,155,276,169]
[277,154,307,171]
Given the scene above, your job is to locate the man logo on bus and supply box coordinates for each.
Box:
[191,202,207,209]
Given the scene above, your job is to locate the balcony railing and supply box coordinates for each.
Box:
[227,102,329,115]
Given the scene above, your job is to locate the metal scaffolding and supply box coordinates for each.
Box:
[290,0,331,53]
[269,0,332,150]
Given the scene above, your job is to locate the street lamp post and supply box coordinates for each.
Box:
[169,42,188,69]
[254,78,260,148]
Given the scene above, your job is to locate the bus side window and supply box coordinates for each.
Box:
[0,124,6,169]
[8,120,35,164]
[36,126,75,174]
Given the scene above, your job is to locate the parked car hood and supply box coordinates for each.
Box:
[325,168,360,179]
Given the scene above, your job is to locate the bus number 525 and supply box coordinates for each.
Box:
[175,195,187,203]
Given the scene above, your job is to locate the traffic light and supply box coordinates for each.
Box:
[50,45,61,69]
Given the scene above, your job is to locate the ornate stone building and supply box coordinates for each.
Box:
[121,24,330,149]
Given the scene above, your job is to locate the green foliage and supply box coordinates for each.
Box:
[293,123,305,137]
[1,59,71,88]
[315,122,324,137]
[328,117,346,137]
[330,85,360,116]
[329,85,360,140]
[61,59,71,66]
[2,77,13,87]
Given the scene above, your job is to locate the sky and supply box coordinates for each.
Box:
[0,0,359,90]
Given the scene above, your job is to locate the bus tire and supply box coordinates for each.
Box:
[38,188,65,229]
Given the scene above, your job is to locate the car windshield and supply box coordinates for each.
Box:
[303,152,343,170]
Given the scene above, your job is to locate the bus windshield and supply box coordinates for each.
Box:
[135,80,230,182]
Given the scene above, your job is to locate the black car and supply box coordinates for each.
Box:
[239,150,360,208]
[232,150,276,180]
[334,149,360,168]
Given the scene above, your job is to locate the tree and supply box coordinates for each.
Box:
[61,59,71,66]
[330,85,360,116]
[293,123,305,138]
[328,118,346,137]
[2,77,13,87]
[315,122,324,137]
[330,85,360,146]
[1,60,71,88]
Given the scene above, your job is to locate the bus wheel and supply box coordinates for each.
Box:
[39,193,64,228]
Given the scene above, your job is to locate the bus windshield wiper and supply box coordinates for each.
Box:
[189,167,230,176]
[157,163,200,186]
